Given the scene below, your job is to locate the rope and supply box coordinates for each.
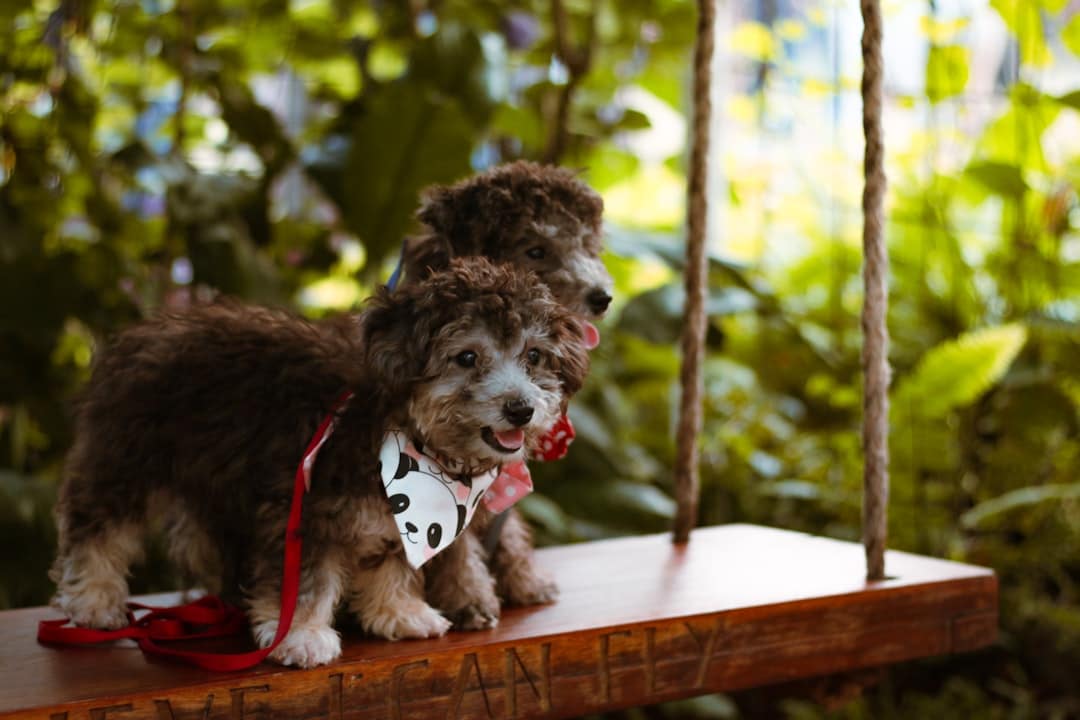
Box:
[673,0,715,543]
[860,0,890,580]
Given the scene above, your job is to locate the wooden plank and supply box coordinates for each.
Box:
[0,524,997,720]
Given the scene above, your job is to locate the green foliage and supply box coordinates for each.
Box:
[1063,14,1080,58]
[892,323,1027,422]
[2,0,1080,718]
[962,483,1080,529]
[926,45,969,103]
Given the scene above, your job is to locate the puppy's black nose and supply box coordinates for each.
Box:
[503,399,534,427]
[587,288,612,314]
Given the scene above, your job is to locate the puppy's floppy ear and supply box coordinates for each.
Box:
[360,286,425,400]
[549,171,605,237]
[417,181,506,259]
[401,233,451,283]
[565,183,604,235]
[549,314,591,408]
[416,186,455,234]
[401,186,458,284]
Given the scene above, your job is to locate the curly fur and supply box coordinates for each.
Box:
[50,258,588,668]
[405,161,611,318]
[403,162,612,622]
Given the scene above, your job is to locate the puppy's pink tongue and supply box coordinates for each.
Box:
[582,321,600,350]
[495,429,525,450]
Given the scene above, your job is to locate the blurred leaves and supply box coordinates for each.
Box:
[990,0,1052,66]
[2,1,1080,719]
[1064,14,1080,58]
[965,161,1028,197]
[961,483,1080,529]
[926,45,969,103]
[893,323,1027,423]
[618,281,755,345]
[338,83,475,270]
[728,21,776,62]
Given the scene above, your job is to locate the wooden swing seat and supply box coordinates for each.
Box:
[0,524,995,719]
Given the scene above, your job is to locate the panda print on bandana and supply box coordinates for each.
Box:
[378,431,498,568]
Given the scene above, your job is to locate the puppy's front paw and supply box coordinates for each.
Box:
[430,580,501,631]
[52,591,129,630]
[447,603,500,631]
[254,621,341,668]
[500,570,559,607]
[363,600,452,641]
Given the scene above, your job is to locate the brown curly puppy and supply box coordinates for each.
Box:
[49,258,589,668]
[402,161,612,625]
[406,160,612,319]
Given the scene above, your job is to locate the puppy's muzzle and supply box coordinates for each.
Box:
[503,399,535,427]
[587,288,613,315]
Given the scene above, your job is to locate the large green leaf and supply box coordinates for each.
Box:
[1064,13,1080,57]
[965,161,1028,197]
[892,323,1028,422]
[409,23,495,126]
[975,84,1059,170]
[1055,90,1080,111]
[543,478,676,533]
[926,45,969,103]
[516,493,571,540]
[339,84,474,273]
[991,0,1052,66]
[617,281,756,345]
[961,483,1080,528]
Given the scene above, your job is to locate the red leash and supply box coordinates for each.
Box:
[38,394,350,671]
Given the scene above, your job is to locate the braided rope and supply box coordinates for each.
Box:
[675,0,890,577]
[673,0,715,543]
[860,0,890,580]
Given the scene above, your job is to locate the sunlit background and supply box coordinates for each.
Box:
[2,0,1079,716]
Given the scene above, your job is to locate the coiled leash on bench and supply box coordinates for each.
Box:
[37,393,350,672]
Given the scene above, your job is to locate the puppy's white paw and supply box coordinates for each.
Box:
[363,600,452,641]
[254,621,341,668]
[52,590,129,630]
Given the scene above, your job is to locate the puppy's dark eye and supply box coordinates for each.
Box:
[454,350,477,368]
[526,246,546,260]
[526,348,542,366]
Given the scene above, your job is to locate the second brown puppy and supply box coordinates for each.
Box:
[403,161,612,628]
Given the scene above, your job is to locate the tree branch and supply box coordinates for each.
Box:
[543,0,597,164]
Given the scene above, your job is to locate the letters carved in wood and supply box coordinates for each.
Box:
[1,526,998,720]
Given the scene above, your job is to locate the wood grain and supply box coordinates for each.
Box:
[0,524,997,719]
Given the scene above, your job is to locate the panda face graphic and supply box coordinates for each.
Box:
[379,431,495,568]
[387,489,463,549]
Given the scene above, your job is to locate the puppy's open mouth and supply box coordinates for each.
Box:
[482,427,525,454]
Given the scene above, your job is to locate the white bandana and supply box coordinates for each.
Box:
[378,431,498,568]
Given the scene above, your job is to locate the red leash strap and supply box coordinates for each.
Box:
[37,393,352,671]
